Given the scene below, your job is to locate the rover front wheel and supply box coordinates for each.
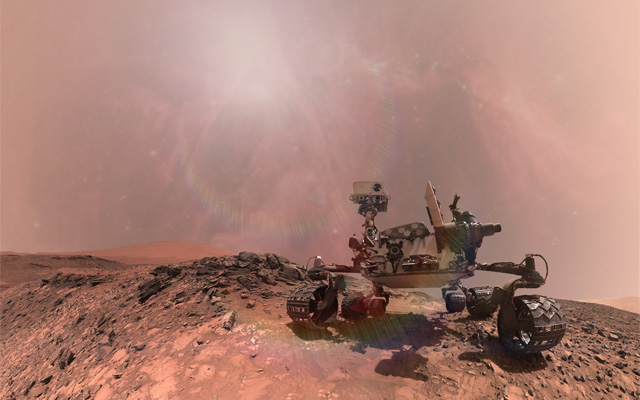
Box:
[497,295,567,354]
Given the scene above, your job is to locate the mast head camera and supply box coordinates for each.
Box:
[349,181,390,215]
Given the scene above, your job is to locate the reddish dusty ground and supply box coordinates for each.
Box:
[1,247,638,399]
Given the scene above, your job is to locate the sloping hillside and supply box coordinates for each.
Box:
[0,241,229,289]
[580,297,640,314]
[61,241,230,265]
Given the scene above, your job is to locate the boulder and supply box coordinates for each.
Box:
[56,348,75,370]
[138,278,166,303]
[221,311,236,330]
[279,264,304,281]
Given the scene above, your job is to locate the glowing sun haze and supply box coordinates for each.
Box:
[1,1,638,300]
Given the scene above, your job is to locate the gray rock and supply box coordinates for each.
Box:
[257,269,276,285]
[56,348,75,370]
[265,253,282,269]
[138,278,167,304]
[561,352,573,361]
[221,311,236,330]
[279,264,304,280]
[237,251,257,263]
[150,265,181,278]
[613,361,627,369]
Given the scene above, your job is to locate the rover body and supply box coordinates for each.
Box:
[286,180,567,354]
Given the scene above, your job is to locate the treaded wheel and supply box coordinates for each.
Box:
[286,284,338,327]
[466,286,499,318]
[377,287,390,317]
[498,295,567,354]
[341,294,367,320]
[445,292,466,313]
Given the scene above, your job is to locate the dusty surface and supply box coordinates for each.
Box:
[59,241,230,266]
[579,297,640,315]
[1,251,639,399]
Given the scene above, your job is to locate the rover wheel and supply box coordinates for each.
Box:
[341,294,367,320]
[445,292,466,313]
[466,286,499,318]
[498,295,567,354]
[377,288,390,317]
[286,284,338,328]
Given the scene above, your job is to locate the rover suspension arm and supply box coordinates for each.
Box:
[476,254,548,289]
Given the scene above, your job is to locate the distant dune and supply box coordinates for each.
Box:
[579,296,640,314]
[63,241,230,265]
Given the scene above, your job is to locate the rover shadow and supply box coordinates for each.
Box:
[334,312,457,351]
[458,336,548,373]
[374,348,430,381]
[285,311,457,350]
[452,314,497,323]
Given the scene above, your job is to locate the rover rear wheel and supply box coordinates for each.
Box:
[466,286,499,318]
[498,295,567,354]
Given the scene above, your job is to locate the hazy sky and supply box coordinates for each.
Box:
[2,1,638,299]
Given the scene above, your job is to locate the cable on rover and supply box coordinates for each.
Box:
[306,256,317,270]
[519,254,549,281]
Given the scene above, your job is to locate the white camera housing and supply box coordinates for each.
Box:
[349,181,390,211]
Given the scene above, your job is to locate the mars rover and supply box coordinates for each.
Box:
[286,180,567,354]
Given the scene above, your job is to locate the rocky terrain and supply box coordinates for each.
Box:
[1,250,639,399]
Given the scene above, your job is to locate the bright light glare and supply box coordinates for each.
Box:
[216,20,287,104]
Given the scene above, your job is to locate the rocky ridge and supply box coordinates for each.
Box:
[1,252,305,399]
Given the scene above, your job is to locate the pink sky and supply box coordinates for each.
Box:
[1,1,638,299]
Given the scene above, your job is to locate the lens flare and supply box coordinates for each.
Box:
[176,43,399,244]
